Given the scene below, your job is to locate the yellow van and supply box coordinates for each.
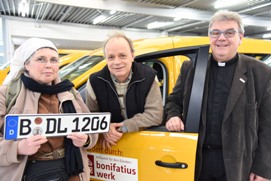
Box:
[0,61,11,85]
[74,36,271,181]
[2,36,271,180]
[68,36,210,92]
[67,36,271,97]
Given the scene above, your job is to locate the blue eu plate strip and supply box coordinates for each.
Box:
[5,116,19,140]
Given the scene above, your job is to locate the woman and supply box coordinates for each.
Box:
[0,38,98,181]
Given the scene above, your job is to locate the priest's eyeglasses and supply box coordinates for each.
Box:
[209,29,240,38]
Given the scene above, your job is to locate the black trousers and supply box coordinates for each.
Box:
[198,147,227,181]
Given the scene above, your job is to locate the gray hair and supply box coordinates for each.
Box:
[102,30,135,56]
[208,10,245,35]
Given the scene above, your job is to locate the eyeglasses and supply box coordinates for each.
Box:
[34,57,59,64]
[209,29,240,38]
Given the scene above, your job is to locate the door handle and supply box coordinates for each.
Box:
[155,160,188,169]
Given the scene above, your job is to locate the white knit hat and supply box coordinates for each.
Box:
[3,38,58,85]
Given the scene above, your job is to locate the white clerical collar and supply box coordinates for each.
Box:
[218,62,226,67]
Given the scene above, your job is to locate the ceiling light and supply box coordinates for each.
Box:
[267,27,271,31]
[110,10,116,15]
[263,33,271,39]
[18,0,30,17]
[147,21,174,29]
[214,0,246,9]
[93,15,107,25]
[174,17,182,21]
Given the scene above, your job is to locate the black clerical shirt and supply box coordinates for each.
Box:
[204,54,238,146]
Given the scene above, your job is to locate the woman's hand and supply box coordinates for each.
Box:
[67,133,88,147]
[17,135,47,155]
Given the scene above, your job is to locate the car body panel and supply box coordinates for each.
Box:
[89,132,198,181]
[58,49,90,57]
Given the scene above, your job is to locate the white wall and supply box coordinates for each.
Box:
[3,18,162,63]
[0,18,4,65]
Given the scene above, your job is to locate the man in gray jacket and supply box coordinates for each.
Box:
[165,10,271,181]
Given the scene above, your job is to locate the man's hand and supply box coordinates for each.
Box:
[165,116,185,131]
[249,172,269,181]
[100,123,124,149]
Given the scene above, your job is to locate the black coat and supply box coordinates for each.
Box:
[165,54,271,181]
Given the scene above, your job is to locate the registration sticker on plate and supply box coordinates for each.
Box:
[4,113,111,140]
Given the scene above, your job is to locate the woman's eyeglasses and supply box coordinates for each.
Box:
[34,57,59,64]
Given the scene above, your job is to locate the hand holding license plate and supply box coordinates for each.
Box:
[4,113,111,140]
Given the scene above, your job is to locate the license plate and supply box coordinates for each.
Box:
[4,113,111,140]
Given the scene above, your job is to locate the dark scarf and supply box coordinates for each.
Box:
[21,74,84,176]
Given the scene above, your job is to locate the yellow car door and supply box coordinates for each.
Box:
[88,45,210,181]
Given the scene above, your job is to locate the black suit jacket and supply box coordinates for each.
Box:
[165,54,271,181]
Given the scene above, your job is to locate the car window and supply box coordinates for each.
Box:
[244,53,270,61]
[59,55,104,81]
[79,45,209,132]
[78,60,167,105]
[0,61,11,70]
[143,60,167,105]
[261,55,271,66]
[77,83,86,102]
[77,55,191,106]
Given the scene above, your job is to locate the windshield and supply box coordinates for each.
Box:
[261,55,271,66]
[59,55,104,81]
[244,53,270,61]
[0,61,11,70]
